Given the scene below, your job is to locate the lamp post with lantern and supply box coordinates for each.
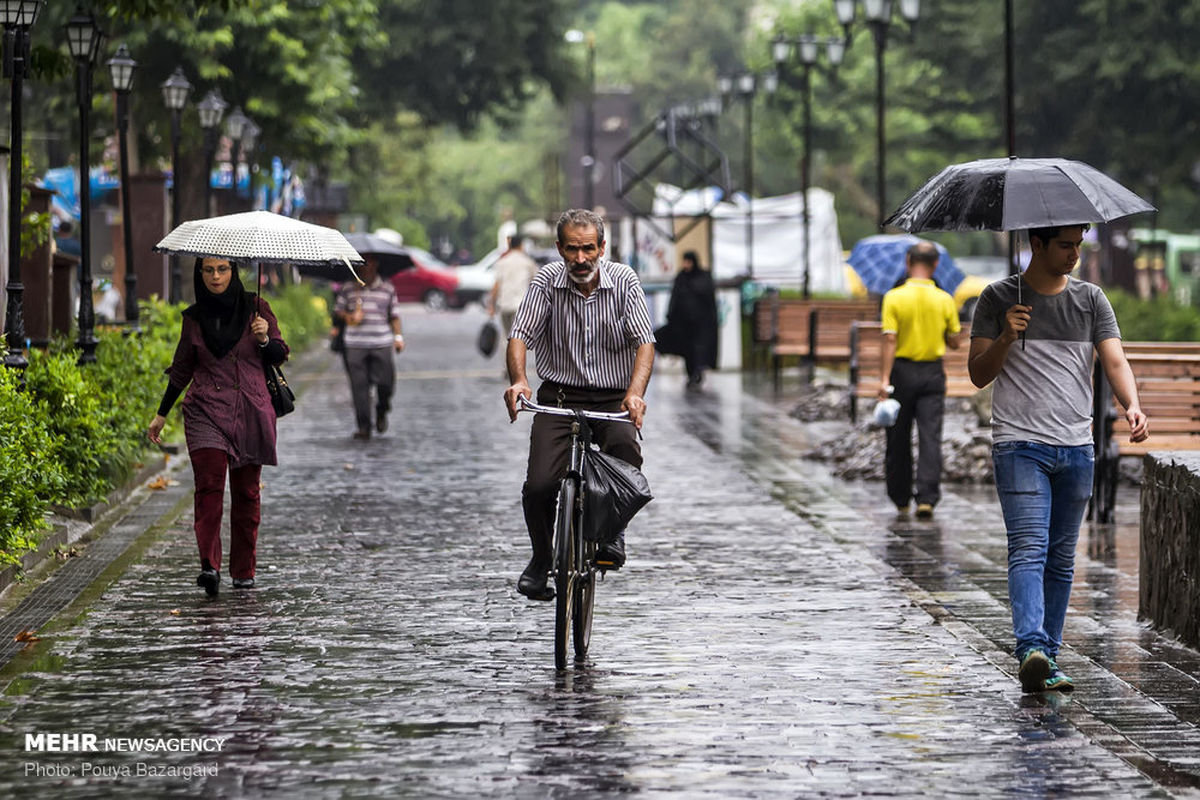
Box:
[160,67,191,303]
[196,89,226,217]
[1,0,44,371]
[773,34,845,298]
[106,43,138,329]
[223,105,248,210]
[65,6,102,363]
[719,70,777,278]
[835,0,920,230]
[240,119,259,210]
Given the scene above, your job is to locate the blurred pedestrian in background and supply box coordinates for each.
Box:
[489,236,539,336]
[334,255,405,439]
[657,250,717,389]
[146,257,290,597]
[878,241,961,518]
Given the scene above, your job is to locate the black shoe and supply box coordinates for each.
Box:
[197,568,219,597]
[353,428,371,440]
[232,577,255,589]
[595,534,626,571]
[517,560,554,601]
[375,411,388,433]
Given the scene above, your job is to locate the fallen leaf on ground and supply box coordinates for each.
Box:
[14,630,40,642]
[169,609,181,616]
[147,476,169,490]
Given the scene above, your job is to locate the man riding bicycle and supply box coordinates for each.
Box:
[504,209,656,601]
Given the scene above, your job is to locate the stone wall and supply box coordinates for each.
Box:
[1140,452,1200,649]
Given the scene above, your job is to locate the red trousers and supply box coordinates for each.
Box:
[191,448,262,580]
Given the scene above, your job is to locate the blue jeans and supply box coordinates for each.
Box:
[992,441,1094,660]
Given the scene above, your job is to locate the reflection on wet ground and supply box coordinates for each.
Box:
[0,309,1193,797]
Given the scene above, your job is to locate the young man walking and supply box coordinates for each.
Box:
[969,224,1149,693]
[878,241,961,518]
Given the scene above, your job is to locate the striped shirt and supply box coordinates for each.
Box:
[334,279,400,349]
[509,259,655,391]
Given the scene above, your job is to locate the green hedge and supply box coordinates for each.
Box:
[1106,289,1200,341]
[0,283,329,565]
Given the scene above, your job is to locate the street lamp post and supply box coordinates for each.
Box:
[107,43,138,329]
[240,119,259,210]
[720,70,776,278]
[224,106,249,211]
[161,67,192,303]
[565,30,596,210]
[65,7,101,364]
[1,0,43,372]
[836,0,920,230]
[774,34,846,299]
[196,89,226,218]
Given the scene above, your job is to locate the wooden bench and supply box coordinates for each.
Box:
[847,321,977,422]
[1092,347,1200,522]
[750,297,879,389]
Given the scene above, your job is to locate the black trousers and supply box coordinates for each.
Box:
[885,358,946,509]
[344,346,395,431]
[522,382,641,563]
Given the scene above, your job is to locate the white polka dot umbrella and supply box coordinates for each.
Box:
[154,210,364,267]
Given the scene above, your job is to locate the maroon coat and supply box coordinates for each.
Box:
[166,299,290,468]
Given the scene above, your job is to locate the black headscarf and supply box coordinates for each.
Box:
[182,258,254,359]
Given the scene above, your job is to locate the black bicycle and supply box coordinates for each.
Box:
[517,396,632,669]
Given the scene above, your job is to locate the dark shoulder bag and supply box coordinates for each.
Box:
[263,361,295,417]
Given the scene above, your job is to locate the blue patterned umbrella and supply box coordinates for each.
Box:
[847,234,964,295]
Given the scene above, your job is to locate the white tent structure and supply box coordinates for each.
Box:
[642,183,845,293]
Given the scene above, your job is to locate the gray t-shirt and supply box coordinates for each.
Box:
[972,274,1120,446]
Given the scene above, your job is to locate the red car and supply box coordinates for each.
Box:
[388,247,460,310]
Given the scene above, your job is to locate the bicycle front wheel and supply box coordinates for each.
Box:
[573,536,596,660]
[553,479,577,670]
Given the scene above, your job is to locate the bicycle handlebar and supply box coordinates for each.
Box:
[516,395,633,423]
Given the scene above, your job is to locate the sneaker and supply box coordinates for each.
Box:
[895,503,910,516]
[232,577,256,589]
[915,503,934,519]
[375,410,388,433]
[517,559,554,601]
[352,428,371,440]
[1018,648,1052,693]
[1044,659,1075,692]
[595,533,626,571]
[196,568,219,598]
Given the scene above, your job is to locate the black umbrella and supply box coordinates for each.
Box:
[295,232,414,281]
[885,157,1155,233]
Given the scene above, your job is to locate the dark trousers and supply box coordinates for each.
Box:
[522,382,642,564]
[192,448,262,579]
[886,358,946,509]
[345,346,395,431]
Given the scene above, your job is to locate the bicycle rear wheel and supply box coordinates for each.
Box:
[573,537,596,659]
[553,480,577,670]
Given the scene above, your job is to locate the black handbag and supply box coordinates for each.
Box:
[264,362,295,417]
[477,319,499,357]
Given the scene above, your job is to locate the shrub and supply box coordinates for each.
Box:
[0,366,66,564]
[1106,290,1200,341]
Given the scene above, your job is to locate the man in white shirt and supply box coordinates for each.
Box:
[488,237,539,336]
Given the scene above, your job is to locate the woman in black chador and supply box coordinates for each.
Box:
[660,250,718,388]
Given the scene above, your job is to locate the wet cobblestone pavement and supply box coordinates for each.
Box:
[0,306,1197,797]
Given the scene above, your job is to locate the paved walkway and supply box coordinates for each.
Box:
[0,305,1196,797]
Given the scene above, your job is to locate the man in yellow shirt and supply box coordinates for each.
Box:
[878,241,961,518]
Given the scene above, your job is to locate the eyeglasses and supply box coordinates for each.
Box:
[201,266,232,276]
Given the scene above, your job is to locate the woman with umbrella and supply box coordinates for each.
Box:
[146,257,290,597]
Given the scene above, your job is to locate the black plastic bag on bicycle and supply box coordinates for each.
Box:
[581,446,653,544]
